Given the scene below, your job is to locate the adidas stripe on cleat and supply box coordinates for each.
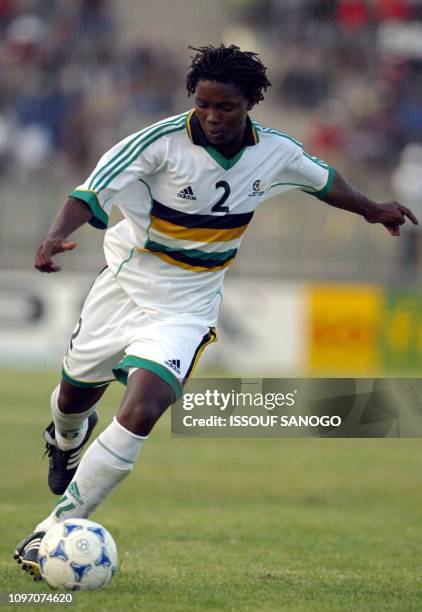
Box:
[44,411,98,495]
[14,531,46,581]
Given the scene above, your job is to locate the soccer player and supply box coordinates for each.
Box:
[14,44,417,579]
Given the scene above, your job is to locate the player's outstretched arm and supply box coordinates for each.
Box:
[35,197,93,273]
[320,169,418,236]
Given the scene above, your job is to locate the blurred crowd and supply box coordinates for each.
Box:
[3,0,422,179]
[2,1,421,181]
[235,0,422,172]
[232,0,422,273]
[0,0,181,174]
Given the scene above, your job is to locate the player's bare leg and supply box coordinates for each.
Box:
[116,369,175,435]
[58,380,108,414]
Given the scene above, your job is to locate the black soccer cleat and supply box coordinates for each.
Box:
[44,411,98,495]
[13,531,46,581]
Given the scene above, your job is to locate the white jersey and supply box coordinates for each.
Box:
[71,110,333,323]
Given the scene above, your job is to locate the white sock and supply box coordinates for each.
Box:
[35,514,59,533]
[39,418,147,526]
[51,386,97,450]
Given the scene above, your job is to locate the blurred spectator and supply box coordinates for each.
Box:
[280,49,329,108]
[409,0,422,20]
[307,99,347,160]
[392,143,422,279]
[78,0,113,38]
[375,0,411,21]
[335,0,371,30]
[0,0,15,35]
[308,0,337,20]
[396,65,422,141]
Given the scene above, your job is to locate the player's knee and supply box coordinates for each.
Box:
[57,380,102,414]
[127,396,165,425]
[57,388,78,414]
[118,395,169,436]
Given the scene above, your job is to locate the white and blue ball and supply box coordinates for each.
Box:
[39,519,117,590]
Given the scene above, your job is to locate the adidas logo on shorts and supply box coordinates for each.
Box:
[164,359,181,374]
[177,186,196,200]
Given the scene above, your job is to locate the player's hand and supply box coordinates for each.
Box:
[364,201,418,236]
[34,236,76,272]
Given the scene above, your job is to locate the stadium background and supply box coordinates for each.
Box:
[1,2,422,609]
[1,0,422,375]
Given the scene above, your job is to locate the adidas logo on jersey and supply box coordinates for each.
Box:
[177,186,196,200]
[164,359,181,375]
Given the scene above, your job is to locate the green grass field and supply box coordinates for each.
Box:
[1,371,421,611]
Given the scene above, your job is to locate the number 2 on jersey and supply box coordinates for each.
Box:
[212,181,230,213]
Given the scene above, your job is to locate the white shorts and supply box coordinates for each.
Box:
[62,268,217,399]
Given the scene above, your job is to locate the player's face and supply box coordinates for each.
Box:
[194,80,251,147]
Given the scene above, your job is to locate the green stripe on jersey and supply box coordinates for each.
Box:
[90,114,188,192]
[303,151,328,169]
[254,125,303,147]
[70,190,109,229]
[254,123,329,171]
[95,121,187,193]
[268,181,322,193]
[89,113,188,190]
[312,165,335,199]
[145,239,237,262]
[114,246,137,278]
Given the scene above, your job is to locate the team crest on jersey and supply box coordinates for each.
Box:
[249,180,265,197]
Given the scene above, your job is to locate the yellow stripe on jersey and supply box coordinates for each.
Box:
[138,248,235,272]
[186,109,194,142]
[150,216,247,242]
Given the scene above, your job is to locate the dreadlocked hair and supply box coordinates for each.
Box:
[186,44,271,105]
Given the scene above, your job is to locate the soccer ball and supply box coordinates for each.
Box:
[39,519,118,590]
